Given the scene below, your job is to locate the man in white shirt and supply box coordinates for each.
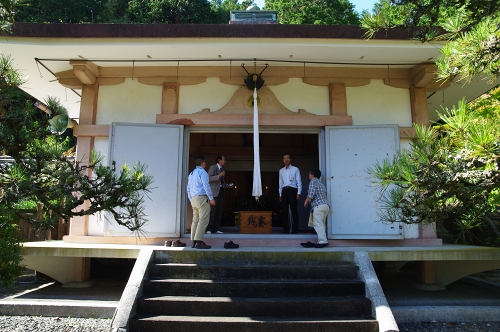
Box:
[278,153,302,234]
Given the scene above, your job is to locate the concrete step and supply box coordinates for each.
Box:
[149,263,359,280]
[137,295,372,318]
[129,315,379,332]
[0,299,117,318]
[153,249,356,265]
[143,278,366,297]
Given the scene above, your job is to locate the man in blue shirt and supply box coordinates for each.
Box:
[187,155,215,249]
[278,153,302,234]
[303,168,330,248]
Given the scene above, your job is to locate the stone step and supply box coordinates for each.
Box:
[149,263,359,280]
[153,249,355,265]
[129,315,379,332]
[136,295,372,318]
[143,279,366,297]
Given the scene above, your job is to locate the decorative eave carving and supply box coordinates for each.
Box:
[384,64,450,91]
[70,60,99,85]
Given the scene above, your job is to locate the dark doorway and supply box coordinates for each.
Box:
[188,132,319,232]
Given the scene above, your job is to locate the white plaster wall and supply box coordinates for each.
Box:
[179,78,240,114]
[347,80,412,126]
[178,78,329,115]
[96,78,161,124]
[87,138,109,236]
[400,138,412,151]
[268,78,329,115]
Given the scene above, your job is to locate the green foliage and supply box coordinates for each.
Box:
[361,0,500,83]
[435,17,500,83]
[127,0,214,24]
[13,0,104,23]
[0,54,154,285]
[3,0,255,25]
[210,0,253,24]
[367,93,500,244]
[0,207,23,288]
[360,0,409,38]
[264,0,360,25]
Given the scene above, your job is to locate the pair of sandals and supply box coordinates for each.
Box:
[300,241,329,248]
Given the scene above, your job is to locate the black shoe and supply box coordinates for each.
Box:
[224,240,239,249]
[300,241,315,248]
[314,243,329,248]
[191,241,198,248]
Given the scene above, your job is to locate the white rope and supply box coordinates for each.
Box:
[252,87,262,200]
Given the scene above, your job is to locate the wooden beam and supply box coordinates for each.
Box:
[79,84,99,125]
[156,113,352,127]
[329,83,347,116]
[399,127,416,139]
[304,78,370,87]
[383,78,411,89]
[138,77,206,86]
[70,61,99,85]
[73,124,110,137]
[58,78,83,89]
[426,77,451,92]
[410,86,429,126]
[220,77,289,86]
[73,65,96,85]
[96,77,125,86]
[99,65,411,80]
[412,67,435,88]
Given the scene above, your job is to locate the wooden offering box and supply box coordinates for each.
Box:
[239,211,272,234]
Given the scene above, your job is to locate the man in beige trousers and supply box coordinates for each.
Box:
[187,155,215,249]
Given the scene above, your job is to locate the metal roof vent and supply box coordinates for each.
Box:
[229,6,278,24]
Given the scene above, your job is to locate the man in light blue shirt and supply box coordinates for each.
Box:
[278,153,302,233]
[187,155,215,249]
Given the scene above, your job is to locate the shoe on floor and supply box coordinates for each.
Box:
[195,241,211,249]
[171,239,186,247]
[165,240,173,247]
[224,240,239,249]
[215,230,224,234]
[314,243,329,248]
[191,241,198,248]
[300,241,315,248]
[206,231,211,234]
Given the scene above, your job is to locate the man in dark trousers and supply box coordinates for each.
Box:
[278,153,302,234]
[207,155,227,234]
